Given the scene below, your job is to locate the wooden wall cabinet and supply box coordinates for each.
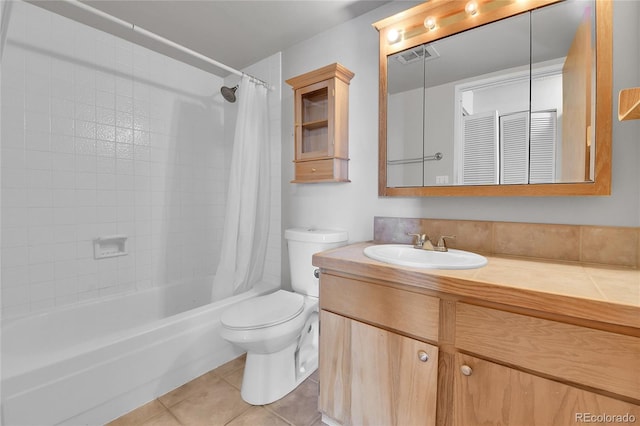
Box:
[286,63,354,183]
[619,87,640,121]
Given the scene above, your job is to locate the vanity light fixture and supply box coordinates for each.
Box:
[387,28,402,44]
[423,16,437,31]
[465,1,479,16]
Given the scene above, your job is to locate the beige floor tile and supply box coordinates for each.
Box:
[107,400,168,426]
[159,371,221,408]
[169,377,251,425]
[266,378,320,426]
[213,354,247,377]
[225,405,290,426]
[308,416,329,426]
[221,365,244,391]
[112,355,325,426]
[141,410,182,426]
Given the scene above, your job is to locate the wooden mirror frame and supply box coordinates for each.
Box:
[374,0,612,197]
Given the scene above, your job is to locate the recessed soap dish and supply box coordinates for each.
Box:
[94,235,128,259]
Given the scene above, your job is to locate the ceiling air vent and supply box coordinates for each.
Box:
[395,44,440,65]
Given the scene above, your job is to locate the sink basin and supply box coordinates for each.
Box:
[363,244,487,270]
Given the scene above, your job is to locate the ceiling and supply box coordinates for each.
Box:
[29,0,393,78]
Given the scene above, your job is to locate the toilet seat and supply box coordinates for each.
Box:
[221,290,305,330]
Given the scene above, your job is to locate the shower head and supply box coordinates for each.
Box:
[221,85,238,103]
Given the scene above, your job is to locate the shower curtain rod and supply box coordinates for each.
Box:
[58,0,272,89]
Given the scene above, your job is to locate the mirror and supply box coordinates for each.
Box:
[375,0,612,196]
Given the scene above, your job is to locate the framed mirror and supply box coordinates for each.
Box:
[374,0,612,196]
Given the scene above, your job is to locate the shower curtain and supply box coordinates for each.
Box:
[212,74,270,301]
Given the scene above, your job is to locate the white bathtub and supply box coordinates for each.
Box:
[1,280,278,425]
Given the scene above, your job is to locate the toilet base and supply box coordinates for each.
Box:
[240,342,317,405]
[240,311,319,405]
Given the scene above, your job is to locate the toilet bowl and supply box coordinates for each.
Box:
[219,228,348,405]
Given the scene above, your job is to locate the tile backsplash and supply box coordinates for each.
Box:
[374,217,640,269]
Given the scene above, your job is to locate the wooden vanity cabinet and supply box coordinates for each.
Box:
[453,353,640,426]
[454,302,640,401]
[320,310,439,426]
[452,302,640,424]
[319,273,440,425]
[286,63,354,183]
[317,272,640,426]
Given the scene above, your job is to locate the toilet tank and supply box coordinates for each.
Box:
[285,228,348,297]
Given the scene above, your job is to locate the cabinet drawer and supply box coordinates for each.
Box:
[320,273,439,342]
[455,303,640,400]
[293,158,348,182]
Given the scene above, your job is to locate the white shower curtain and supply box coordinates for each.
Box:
[212,74,270,301]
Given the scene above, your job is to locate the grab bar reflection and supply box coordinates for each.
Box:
[387,152,443,165]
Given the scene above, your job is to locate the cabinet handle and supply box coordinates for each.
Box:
[311,168,317,172]
[460,365,473,376]
[418,350,429,362]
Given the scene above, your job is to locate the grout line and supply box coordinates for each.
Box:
[165,408,185,426]
[157,396,171,410]
[262,405,296,426]
[222,404,253,426]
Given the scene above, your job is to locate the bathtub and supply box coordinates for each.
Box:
[1,280,278,425]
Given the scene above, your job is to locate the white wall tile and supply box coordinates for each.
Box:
[2,0,282,319]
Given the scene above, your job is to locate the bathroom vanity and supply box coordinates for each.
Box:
[313,242,640,426]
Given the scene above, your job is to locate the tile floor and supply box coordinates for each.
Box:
[108,354,324,426]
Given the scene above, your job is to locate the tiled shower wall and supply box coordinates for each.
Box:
[1,1,281,319]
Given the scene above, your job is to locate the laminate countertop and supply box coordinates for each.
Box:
[312,242,640,330]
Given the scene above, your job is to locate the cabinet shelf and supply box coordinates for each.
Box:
[301,119,329,130]
[618,87,640,121]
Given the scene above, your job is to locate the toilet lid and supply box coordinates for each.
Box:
[221,290,305,330]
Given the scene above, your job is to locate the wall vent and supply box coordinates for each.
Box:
[395,44,440,65]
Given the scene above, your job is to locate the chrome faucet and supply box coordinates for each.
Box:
[407,233,435,250]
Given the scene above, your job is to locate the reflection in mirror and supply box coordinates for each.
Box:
[531,1,596,183]
[387,45,426,187]
[382,0,606,193]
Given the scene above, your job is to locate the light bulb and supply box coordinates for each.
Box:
[424,16,437,31]
[465,1,478,16]
[387,28,401,44]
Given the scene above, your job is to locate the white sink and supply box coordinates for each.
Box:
[363,244,487,270]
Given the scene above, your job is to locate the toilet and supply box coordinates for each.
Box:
[220,227,348,405]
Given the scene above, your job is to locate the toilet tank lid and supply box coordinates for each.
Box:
[285,228,348,243]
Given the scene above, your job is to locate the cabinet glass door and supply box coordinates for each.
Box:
[296,80,333,159]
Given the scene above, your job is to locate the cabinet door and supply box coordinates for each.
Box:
[320,310,438,426]
[295,79,334,160]
[319,310,351,424]
[350,317,438,425]
[453,353,640,426]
